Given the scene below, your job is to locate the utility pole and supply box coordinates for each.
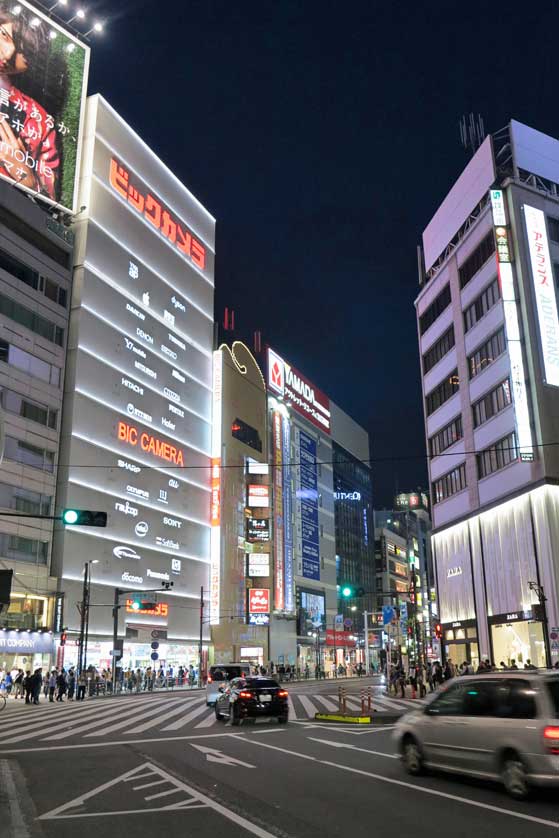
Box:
[529,581,552,668]
[198,585,204,687]
[77,561,88,676]
[363,610,370,675]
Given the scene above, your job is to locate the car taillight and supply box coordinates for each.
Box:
[207,674,212,683]
[278,690,288,697]
[544,726,559,753]
[239,691,253,699]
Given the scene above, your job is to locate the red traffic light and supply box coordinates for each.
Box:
[434,623,442,639]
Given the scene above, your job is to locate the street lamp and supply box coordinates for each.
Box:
[67,8,85,24]
[78,559,98,675]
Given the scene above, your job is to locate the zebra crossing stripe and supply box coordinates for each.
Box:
[161,701,210,731]
[313,695,338,712]
[287,697,298,720]
[83,698,181,738]
[193,710,219,729]
[125,697,205,734]
[298,695,318,717]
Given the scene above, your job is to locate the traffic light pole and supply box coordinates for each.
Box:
[77,562,88,676]
[111,585,170,693]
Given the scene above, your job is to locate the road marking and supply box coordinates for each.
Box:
[307,737,398,758]
[298,695,318,717]
[125,697,205,734]
[313,695,338,712]
[161,701,209,730]
[191,744,256,768]
[38,760,277,835]
[193,711,219,728]
[83,698,179,738]
[237,738,559,830]
[0,759,30,838]
[287,697,298,720]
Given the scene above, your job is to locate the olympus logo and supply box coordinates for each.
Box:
[147,568,170,582]
[118,459,141,474]
[113,545,141,561]
[156,536,179,550]
[122,571,143,584]
[136,328,154,345]
[172,369,185,383]
[135,361,157,379]
[168,333,186,351]
[115,501,139,518]
[161,345,178,361]
[127,403,152,423]
[135,521,149,537]
[122,378,144,395]
[126,303,145,321]
[168,404,184,418]
[163,516,182,529]
[127,485,149,499]
[124,337,146,358]
[171,296,186,312]
[162,417,175,431]
[164,387,180,403]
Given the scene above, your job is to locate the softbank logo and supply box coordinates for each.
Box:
[268,349,284,396]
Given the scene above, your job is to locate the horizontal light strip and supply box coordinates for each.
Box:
[68,476,210,529]
[61,571,205,600]
[84,213,213,324]
[83,258,212,360]
[71,432,210,493]
[62,527,209,566]
[80,302,212,393]
[78,344,210,426]
[91,169,214,290]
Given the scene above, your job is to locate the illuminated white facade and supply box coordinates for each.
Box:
[53,96,214,671]
[416,120,559,668]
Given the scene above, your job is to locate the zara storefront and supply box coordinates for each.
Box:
[432,484,559,669]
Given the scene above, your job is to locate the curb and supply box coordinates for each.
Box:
[314,711,401,725]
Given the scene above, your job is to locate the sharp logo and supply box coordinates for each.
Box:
[113,545,141,561]
[135,521,149,537]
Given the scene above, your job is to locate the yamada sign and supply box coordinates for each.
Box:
[267,348,330,434]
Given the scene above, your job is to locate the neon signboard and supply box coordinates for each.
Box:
[125,600,168,617]
[210,350,222,626]
[117,421,185,466]
[249,588,270,614]
[272,411,284,609]
[267,347,330,434]
[524,205,559,387]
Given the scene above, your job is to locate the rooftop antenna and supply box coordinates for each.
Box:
[459,113,486,156]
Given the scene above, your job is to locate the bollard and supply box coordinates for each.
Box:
[367,687,372,713]
[338,686,343,714]
[360,688,365,715]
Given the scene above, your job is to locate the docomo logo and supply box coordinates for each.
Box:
[122,571,143,584]
[117,421,185,466]
[109,159,206,271]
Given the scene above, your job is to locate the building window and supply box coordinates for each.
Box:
[0,482,51,516]
[419,284,451,335]
[463,277,501,332]
[0,339,61,387]
[4,436,55,472]
[0,248,68,309]
[0,292,64,346]
[0,387,57,430]
[472,379,512,428]
[429,416,463,457]
[0,533,48,565]
[231,417,262,452]
[468,328,506,379]
[422,326,455,374]
[425,370,459,416]
[458,231,495,290]
[477,432,518,479]
[547,216,559,243]
[432,463,467,504]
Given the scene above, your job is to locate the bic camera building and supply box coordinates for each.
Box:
[210,339,373,672]
[416,120,559,670]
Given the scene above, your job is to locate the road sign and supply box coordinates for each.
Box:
[343,618,353,628]
[191,744,255,768]
[334,614,344,628]
[150,652,159,661]
[382,605,395,626]
[109,650,121,657]
[150,641,159,650]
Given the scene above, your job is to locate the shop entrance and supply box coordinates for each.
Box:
[443,623,479,669]
[491,620,546,668]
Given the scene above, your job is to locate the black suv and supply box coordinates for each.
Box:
[215,676,289,725]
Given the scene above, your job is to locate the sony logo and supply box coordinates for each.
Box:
[163,516,182,529]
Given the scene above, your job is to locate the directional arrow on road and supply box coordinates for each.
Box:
[190,744,256,768]
[307,738,398,759]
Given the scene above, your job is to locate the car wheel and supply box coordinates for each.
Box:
[230,704,242,727]
[215,703,225,721]
[502,754,530,800]
[402,736,424,776]
[277,715,288,725]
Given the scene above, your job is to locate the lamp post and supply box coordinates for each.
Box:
[528,580,552,668]
[77,559,98,676]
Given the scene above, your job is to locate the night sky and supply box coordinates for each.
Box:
[85,0,559,505]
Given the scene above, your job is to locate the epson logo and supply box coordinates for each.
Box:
[118,459,141,474]
[172,370,185,384]
[168,333,186,351]
[115,501,139,518]
[162,417,175,431]
[163,516,182,529]
[127,485,149,499]
[122,571,143,584]
[135,521,149,537]
[135,361,157,379]
[161,345,178,361]
[164,387,180,403]
[127,403,152,423]
[168,404,184,418]
[122,378,143,395]
[137,327,154,345]
[124,337,146,358]
[126,303,145,321]
[171,296,186,312]
[113,545,141,561]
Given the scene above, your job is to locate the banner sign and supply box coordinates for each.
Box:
[299,429,320,580]
[282,412,294,611]
[273,411,284,609]
[325,630,356,648]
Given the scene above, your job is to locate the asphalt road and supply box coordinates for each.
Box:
[0,680,557,837]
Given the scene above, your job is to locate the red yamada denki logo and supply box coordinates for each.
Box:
[268,348,285,395]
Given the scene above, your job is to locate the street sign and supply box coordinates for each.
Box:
[151,641,159,650]
[109,650,122,657]
[334,614,344,628]
[150,652,159,661]
[382,605,395,626]
[343,618,353,628]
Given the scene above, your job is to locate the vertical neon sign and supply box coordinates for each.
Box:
[524,204,559,387]
[273,410,284,610]
[282,415,294,612]
[210,350,222,625]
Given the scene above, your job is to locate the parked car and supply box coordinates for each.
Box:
[214,676,289,725]
[394,672,559,799]
[205,664,251,706]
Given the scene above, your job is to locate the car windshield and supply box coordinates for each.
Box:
[210,666,245,682]
[245,679,279,688]
[545,679,559,717]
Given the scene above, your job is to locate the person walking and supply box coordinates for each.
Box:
[76,671,87,701]
[67,669,75,701]
[31,668,42,704]
[13,669,24,699]
[417,663,427,698]
[56,669,67,702]
[48,670,57,702]
[23,669,32,704]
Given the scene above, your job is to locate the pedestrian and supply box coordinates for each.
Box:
[67,669,75,700]
[23,669,32,704]
[432,661,443,687]
[13,669,24,699]
[77,671,87,701]
[56,669,67,701]
[417,663,426,698]
[500,660,508,670]
[48,670,57,702]
[31,668,42,704]
[397,666,406,698]
[524,659,536,670]
[509,659,519,670]
[443,661,453,681]
[409,663,417,699]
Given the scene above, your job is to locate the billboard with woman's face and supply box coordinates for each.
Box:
[0,0,89,212]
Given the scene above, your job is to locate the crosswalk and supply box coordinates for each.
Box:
[0,690,424,747]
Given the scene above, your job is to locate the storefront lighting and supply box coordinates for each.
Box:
[30,16,40,27]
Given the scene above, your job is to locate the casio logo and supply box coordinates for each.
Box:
[113,545,141,561]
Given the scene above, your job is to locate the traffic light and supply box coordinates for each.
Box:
[130,599,157,612]
[434,622,442,640]
[340,585,366,598]
[62,509,107,527]
[60,630,67,647]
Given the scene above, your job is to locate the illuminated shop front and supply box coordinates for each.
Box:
[489,613,546,669]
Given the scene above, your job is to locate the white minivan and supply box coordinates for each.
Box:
[206,663,252,706]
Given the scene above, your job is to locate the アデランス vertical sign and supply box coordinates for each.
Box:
[524,204,559,387]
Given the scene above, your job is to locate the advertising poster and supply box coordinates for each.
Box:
[273,411,284,609]
[0,1,89,211]
[282,413,294,612]
[298,429,320,580]
[298,588,325,634]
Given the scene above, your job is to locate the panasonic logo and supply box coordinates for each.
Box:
[136,328,154,345]
[168,333,186,351]
[163,516,182,529]
[113,545,141,561]
[126,303,145,321]
[164,387,180,403]
[147,568,170,581]
[122,378,144,395]
[127,403,152,423]
[115,501,139,518]
[168,404,184,418]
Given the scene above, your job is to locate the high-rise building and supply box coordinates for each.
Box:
[53,96,215,673]
[416,120,559,669]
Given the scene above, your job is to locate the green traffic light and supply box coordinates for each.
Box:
[63,509,79,525]
[131,600,141,611]
[341,586,353,598]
